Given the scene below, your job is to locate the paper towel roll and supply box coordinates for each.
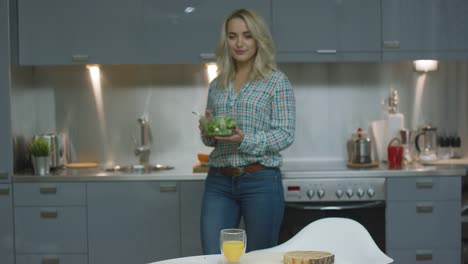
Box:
[370,120,387,162]
[385,113,404,145]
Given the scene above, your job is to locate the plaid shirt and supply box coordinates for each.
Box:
[202,70,296,168]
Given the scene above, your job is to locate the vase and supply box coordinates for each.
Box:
[32,156,50,176]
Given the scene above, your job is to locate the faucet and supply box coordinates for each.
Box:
[134,115,151,165]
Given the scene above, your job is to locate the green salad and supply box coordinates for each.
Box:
[202,116,237,136]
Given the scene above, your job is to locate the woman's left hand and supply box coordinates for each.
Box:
[214,127,245,144]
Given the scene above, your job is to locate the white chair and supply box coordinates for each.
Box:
[253,217,393,264]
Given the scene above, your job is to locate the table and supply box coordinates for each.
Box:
[149,252,343,264]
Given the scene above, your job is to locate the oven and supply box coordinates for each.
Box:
[279,177,387,252]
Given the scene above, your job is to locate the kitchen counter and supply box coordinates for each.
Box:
[13,160,467,182]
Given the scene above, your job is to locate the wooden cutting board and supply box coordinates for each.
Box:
[66,162,99,169]
[420,158,468,166]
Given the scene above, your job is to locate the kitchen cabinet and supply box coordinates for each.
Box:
[180,181,205,257]
[14,183,88,263]
[87,181,180,264]
[386,176,461,264]
[1,0,14,263]
[272,0,381,62]
[17,0,145,65]
[1,0,12,184]
[382,0,468,60]
[0,184,14,264]
[142,0,271,64]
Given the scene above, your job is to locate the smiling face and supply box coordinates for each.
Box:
[226,17,257,66]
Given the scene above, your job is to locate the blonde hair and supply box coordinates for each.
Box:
[216,9,277,89]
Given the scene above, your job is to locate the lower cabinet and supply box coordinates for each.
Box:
[87,181,181,264]
[0,184,14,264]
[180,181,205,257]
[386,176,461,264]
[14,183,88,264]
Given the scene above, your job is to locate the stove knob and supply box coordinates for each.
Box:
[357,188,365,198]
[346,188,354,198]
[317,189,326,199]
[306,189,315,199]
[367,188,375,198]
[336,189,343,198]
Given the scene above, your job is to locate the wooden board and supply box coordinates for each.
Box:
[284,251,334,264]
[66,162,99,169]
[193,162,209,173]
[346,161,379,169]
[420,158,468,166]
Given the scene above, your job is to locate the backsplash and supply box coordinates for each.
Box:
[10,61,468,169]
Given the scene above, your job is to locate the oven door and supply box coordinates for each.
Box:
[279,201,386,252]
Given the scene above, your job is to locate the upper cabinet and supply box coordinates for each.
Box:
[272,0,381,62]
[17,0,271,65]
[15,0,468,64]
[141,0,271,64]
[382,0,468,60]
[18,0,146,65]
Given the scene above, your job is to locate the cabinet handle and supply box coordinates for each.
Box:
[0,187,10,195]
[160,184,177,192]
[415,250,433,261]
[383,40,400,49]
[71,54,89,62]
[416,180,433,189]
[40,186,57,194]
[0,171,8,179]
[416,203,433,213]
[40,210,58,219]
[42,257,59,264]
[199,52,216,61]
[316,49,337,54]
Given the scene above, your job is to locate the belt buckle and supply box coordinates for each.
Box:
[232,166,243,177]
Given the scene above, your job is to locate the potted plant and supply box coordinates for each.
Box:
[30,138,50,176]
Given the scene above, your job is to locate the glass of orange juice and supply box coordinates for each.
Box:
[220,229,246,263]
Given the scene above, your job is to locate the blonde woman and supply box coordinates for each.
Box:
[200,8,296,253]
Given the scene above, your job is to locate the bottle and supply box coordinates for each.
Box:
[383,89,405,161]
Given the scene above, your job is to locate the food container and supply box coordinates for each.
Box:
[202,116,237,136]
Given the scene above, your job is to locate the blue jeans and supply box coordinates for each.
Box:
[200,167,284,254]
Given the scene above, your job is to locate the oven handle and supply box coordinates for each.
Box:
[285,201,385,210]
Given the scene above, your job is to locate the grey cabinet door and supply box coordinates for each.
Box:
[87,181,180,264]
[0,0,12,184]
[0,184,14,264]
[142,0,271,64]
[180,181,205,257]
[18,0,145,65]
[273,0,381,62]
[382,0,468,60]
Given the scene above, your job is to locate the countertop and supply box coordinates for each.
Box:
[13,159,467,182]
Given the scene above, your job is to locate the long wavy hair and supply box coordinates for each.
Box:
[215,9,277,89]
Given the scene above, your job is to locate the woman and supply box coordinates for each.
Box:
[200,8,296,254]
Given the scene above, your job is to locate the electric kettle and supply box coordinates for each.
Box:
[415,125,438,161]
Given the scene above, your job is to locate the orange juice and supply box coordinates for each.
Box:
[222,240,244,262]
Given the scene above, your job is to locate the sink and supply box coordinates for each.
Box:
[104,164,174,174]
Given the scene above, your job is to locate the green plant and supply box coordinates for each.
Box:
[30,138,50,157]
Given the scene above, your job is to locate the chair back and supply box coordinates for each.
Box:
[255,217,393,264]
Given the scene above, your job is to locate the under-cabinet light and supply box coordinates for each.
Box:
[205,63,218,83]
[413,60,438,72]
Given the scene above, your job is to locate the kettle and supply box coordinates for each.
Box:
[415,125,438,161]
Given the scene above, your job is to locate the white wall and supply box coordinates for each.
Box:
[11,61,468,169]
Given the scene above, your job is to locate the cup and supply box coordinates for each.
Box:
[220,229,246,263]
[388,145,403,169]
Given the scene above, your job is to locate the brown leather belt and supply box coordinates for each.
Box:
[212,163,266,177]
